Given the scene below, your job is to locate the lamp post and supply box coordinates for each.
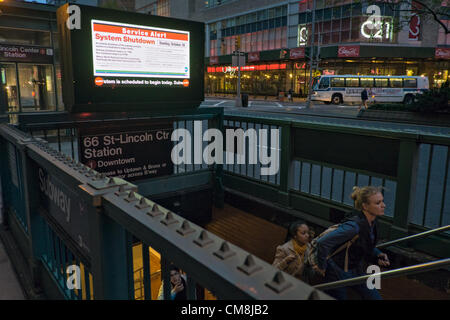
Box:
[305,0,316,109]
[235,50,242,107]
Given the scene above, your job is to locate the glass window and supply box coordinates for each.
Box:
[390,78,403,88]
[323,8,332,20]
[299,13,307,24]
[319,77,330,89]
[375,78,389,87]
[404,78,417,88]
[18,64,56,111]
[342,4,352,17]
[332,7,341,19]
[331,77,345,87]
[0,27,51,46]
[360,77,374,87]
[352,2,362,15]
[258,10,267,21]
[0,63,19,113]
[275,7,283,17]
[346,78,359,87]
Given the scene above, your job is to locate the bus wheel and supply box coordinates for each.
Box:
[404,94,414,105]
[332,94,343,105]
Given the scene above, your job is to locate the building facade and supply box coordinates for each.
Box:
[0,1,62,123]
[1,0,449,121]
[174,0,450,96]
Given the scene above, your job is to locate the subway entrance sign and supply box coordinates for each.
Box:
[57,4,204,113]
[78,122,173,181]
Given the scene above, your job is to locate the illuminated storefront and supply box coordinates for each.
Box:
[205,0,450,96]
[0,2,63,123]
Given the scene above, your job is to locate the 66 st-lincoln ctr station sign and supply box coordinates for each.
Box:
[78,121,281,181]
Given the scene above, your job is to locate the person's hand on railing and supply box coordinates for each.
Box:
[377,253,390,267]
[312,265,326,277]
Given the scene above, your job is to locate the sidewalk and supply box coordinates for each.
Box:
[205,93,307,104]
[0,238,25,299]
[0,181,25,300]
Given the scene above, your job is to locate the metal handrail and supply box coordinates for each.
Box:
[314,258,450,291]
[376,225,450,249]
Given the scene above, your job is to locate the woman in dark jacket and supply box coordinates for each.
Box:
[315,186,390,300]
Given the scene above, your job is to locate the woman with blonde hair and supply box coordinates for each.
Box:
[314,186,390,300]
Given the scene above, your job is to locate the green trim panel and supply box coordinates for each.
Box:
[293,127,400,177]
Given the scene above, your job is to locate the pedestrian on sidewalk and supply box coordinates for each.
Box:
[288,88,293,102]
[359,88,368,111]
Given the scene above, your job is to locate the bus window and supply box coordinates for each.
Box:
[375,78,389,87]
[390,78,403,88]
[331,77,345,87]
[319,77,330,89]
[404,78,417,88]
[346,78,359,87]
[360,77,373,88]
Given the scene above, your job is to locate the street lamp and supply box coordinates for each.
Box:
[305,0,316,109]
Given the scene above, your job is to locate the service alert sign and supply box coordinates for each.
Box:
[78,123,173,181]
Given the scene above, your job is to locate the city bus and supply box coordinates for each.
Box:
[311,75,429,105]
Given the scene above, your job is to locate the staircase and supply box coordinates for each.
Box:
[205,204,288,264]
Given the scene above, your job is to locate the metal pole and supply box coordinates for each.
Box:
[235,51,242,107]
[376,225,450,249]
[314,258,450,291]
[306,0,316,109]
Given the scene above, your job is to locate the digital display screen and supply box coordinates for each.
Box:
[92,20,190,87]
[57,4,204,112]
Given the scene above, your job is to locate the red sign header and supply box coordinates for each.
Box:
[338,45,360,58]
[290,47,305,59]
[435,48,450,59]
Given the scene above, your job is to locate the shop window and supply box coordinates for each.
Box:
[18,64,56,112]
[331,77,345,87]
[0,63,19,113]
[0,28,51,46]
[389,78,403,88]
[404,78,417,88]
[375,78,389,87]
[360,77,374,87]
[346,78,359,87]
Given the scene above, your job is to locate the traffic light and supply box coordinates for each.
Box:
[235,36,241,51]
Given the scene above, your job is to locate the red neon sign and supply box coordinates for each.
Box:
[206,63,287,72]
